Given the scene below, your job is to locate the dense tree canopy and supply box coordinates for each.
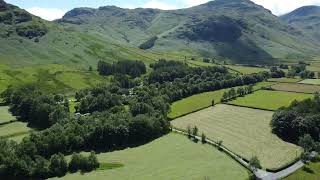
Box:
[271,93,320,152]
[97,60,146,77]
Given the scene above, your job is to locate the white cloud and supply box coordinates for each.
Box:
[26,7,67,21]
[252,0,320,15]
[182,0,210,7]
[143,0,320,15]
[142,0,177,10]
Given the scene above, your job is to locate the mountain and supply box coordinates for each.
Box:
[58,0,320,64]
[1,0,320,67]
[0,0,160,68]
[281,6,320,41]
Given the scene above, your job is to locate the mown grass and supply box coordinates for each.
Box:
[168,82,276,119]
[0,121,31,138]
[299,79,320,85]
[268,78,301,83]
[54,133,251,180]
[225,65,268,74]
[0,106,16,124]
[283,162,320,180]
[228,90,313,111]
[271,83,320,94]
[171,104,302,169]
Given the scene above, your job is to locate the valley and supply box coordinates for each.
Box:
[1,0,320,179]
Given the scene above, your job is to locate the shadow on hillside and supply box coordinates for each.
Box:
[214,38,275,65]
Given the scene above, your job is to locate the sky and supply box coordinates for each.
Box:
[5,0,320,21]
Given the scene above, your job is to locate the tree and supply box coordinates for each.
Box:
[89,66,93,71]
[49,153,68,177]
[298,134,315,152]
[192,126,199,137]
[201,133,206,144]
[249,156,262,171]
[187,125,192,139]
[87,151,99,171]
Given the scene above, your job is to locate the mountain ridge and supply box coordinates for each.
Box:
[1,0,320,67]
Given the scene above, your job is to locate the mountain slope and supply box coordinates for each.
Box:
[281,6,320,41]
[59,0,320,64]
[0,0,164,68]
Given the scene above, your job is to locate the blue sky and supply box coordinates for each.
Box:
[5,0,320,21]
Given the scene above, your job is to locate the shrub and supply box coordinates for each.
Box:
[139,36,158,50]
[249,156,262,171]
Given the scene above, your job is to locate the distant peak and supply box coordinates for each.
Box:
[287,5,320,17]
[0,0,7,10]
[63,7,96,18]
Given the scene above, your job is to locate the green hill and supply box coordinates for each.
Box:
[58,0,320,64]
[1,0,320,68]
[0,0,169,68]
[281,6,320,41]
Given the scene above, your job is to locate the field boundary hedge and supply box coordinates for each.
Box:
[0,120,18,126]
[168,105,214,120]
[224,103,275,112]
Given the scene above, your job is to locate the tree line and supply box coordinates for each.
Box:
[97,60,146,78]
[1,84,69,129]
[221,85,254,102]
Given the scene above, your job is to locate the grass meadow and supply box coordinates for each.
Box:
[225,65,269,74]
[0,121,30,139]
[298,79,320,85]
[0,106,16,124]
[271,83,320,94]
[283,162,320,180]
[171,104,302,169]
[168,82,276,119]
[268,78,301,83]
[54,133,251,180]
[0,64,109,94]
[228,90,313,111]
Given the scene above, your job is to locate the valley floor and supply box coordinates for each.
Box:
[52,133,251,180]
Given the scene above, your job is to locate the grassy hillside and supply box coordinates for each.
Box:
[0,64,109,94]
[281,6,320,41]
[59,0,320,64]
[0,0,182,68]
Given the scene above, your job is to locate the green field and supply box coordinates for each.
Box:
[171,104,302,169]
[226,65,268,74]
[0,64,108,94]
[168,82,276,119]
[298,79,320,85]
[228,90,313,111]
[0,121,31,138]
[0,106,16,124]
[283,162,320,180]
[54,133,250,180]
[268,78,301,83]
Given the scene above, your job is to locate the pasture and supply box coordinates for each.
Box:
[225,65,268,74]
[271,83,320,94]
[0,64,108,94]
[0,106,16,124]
[0,121,31,139]
[228,90,313,111]
[268,78,301,83]
[54,133,251,180]
[283,162,320,180]
[171,104,302,169]
[298,79,320,85]
[168,82,276,119]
